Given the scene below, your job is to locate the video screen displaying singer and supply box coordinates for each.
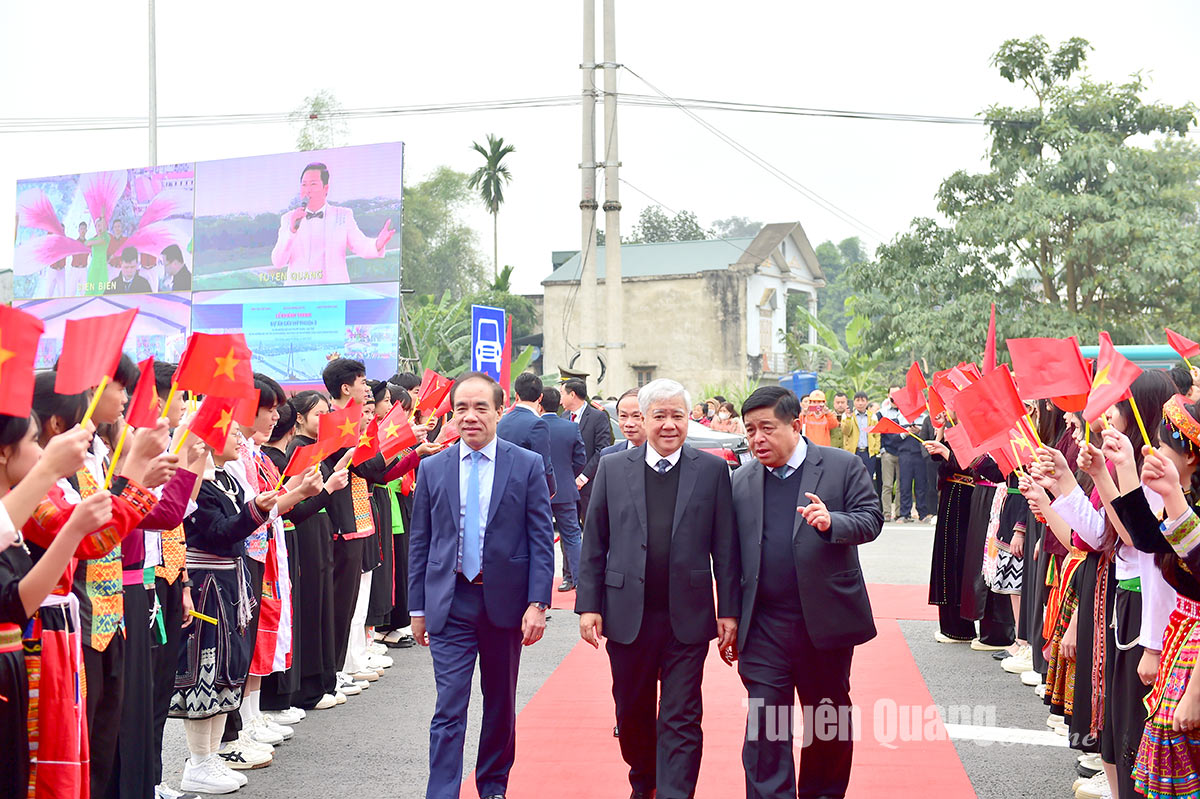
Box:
[192,142,403,290]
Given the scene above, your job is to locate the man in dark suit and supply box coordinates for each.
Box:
[539,386,586,591]
[732,386,883,799]
[577,378,739,799]
[105,247,153,294]
[408,371,555,799]
[496,371,556,499]
[562,378,612,583]
[596,388,646,462]
[162,243,191,291]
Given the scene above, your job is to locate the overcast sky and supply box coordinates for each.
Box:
[3,1,1197,295]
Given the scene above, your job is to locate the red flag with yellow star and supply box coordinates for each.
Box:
[0,305,45,417]
[319,400,363,452]
[352,418,381,466]
[415,369,453,416]
[378,402,418,458]
[281,442,325,476]
[174,332,255,399]
[1082,332,1143,423]
[189,395,238,451]
[55,308,138,395]
[125,357,160,428]
[232,389,261,427]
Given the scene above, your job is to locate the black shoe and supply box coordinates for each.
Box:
[387,634,416,649]
[557,580,576,592]
[992,650,1009,661]
[1077,762,1100,778]
[630,791,655,799]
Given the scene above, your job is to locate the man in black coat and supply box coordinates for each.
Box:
[576,378,739,799]
[496,372,556,498]
[539,386,586,590]
[732,386,883,799]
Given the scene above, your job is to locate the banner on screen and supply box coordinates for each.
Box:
[191,284,399,387]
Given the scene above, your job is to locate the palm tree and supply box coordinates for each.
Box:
[467,134,515,279]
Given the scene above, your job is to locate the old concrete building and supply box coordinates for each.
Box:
[542,222,825,398]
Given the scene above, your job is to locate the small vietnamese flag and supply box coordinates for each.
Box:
[0,305,45,417]
[927,385,947,427]
[415,369,453,416]
[1007,337,1091,401]
[319,400,363,451]
[889,362,928,420]
[232,389,261,427]
[352,418,381,466]
[282,441,324,476]
[378,402,418,458]
[189,395,239,451]
[952,365,1026,448]
[124,357,160,428]
[869,417,911,436]
[433,391,453,420]
[175,332,255,399]
[55,308,138,395]
[1082,332,1143,423]
[1166,328,1200,361]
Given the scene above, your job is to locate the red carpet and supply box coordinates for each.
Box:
[464,584,975,798]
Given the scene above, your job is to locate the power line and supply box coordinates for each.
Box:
[621,66,887,241]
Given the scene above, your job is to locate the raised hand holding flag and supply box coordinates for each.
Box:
[319,400,364,451]
[1082,333,1143,424]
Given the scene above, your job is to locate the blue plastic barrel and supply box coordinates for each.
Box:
[778,371,819,398]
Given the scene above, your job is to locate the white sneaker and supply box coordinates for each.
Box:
[1080,753,1104,770]
[354,678,371,690]
[351,669,380,683]
[1019,669,1041,686]
[337,675,362,696]
[334,691,347,704]
[1076,771,1112,799]
[1002,645,1034,674]
[235,729,274,755]
[216,760,249,787]
[366,653,393,669]
[270,706,304,725]
[154,783,198,799]
[367,641,387,655]
[313,693,337,710]
[933,631,972,644]
[244,717,284,746]
[220,737,273,768]
[260,715,294,740]
[1047,713,1066,729]
[180,756,241,794]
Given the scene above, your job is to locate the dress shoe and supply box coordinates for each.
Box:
[557,580,576,592]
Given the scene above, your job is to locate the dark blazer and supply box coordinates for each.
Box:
[496,406,556,498]
[575,443,740,645]
[543,413,586,503]
[731,441,882,651]
[577,403,615,481]
[407,439,555,635]
[106,274,153,294]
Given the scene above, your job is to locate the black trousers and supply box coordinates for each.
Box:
[332,536,367,672]
[390,531,411,630]
[108,581,155,799]
[977,590,1016,647]
[152,576,184,783]
[938,604,976,640]
[898,449,931,518]
[739,607,854,799]
[83,633,125,799]
[606,611,708,799]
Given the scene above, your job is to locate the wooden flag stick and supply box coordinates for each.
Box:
[171,428,189,455]
[159,383,178,419]
[103,424,130,489]
[1128,395,1156,454]
[1009,441,1027,476]
[79,375,109,427]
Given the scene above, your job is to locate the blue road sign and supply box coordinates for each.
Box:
[471,304,506,381]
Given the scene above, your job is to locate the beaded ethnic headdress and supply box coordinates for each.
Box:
[1163,393,1200,449]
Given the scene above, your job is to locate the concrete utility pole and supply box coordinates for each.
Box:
[577,0,600,385]
[600,0,623,395]
[148,0,158,166]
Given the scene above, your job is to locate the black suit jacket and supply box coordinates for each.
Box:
[576,403,614,480]
[496,406,556,498]
[575,443,740,645]
[731,440,882,651]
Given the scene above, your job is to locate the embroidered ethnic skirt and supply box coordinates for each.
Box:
[1135,594,1200,798]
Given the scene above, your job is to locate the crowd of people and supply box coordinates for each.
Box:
[926,362,1200,799]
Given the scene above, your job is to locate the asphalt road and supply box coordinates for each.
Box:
[161,520,1083,798]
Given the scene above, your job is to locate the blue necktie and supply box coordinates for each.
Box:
[774,465,792,480]
[656,458,671,474]
[462,450,482,580]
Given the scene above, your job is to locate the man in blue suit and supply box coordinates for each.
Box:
[408,371,555,799]
[496,371,556,499]
[538,386,586,590]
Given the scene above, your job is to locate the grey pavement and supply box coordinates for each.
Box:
[161,520,1083,798]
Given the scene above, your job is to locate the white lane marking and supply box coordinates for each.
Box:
[944,723,1070,747]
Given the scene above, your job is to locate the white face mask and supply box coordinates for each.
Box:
[717,412,730,420]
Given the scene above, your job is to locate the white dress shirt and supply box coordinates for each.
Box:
[770,438,809,479]
[645,443,683,472]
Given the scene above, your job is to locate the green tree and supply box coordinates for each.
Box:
[467,134,516,280]
[781,306,890,399]
[628,205,709,243]
[289,90,347,151]
[711,216,762,238]
[402,167,487,298]
[849,35,1200,365]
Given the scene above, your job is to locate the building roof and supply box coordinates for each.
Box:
[544,236,757,283]
[543,221,825,284]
